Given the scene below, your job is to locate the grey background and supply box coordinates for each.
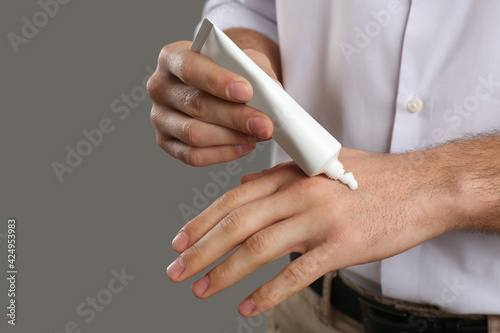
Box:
[1,1,286,332]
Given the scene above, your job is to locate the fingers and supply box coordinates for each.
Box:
[172,163,300,253]
[147,42,275,166]
[148,42,280,166]
[157,138,257,167]
[158,41,253,103]
[173,178,281,252]
[240,171,265,184]
[152,107,259,147]
[152,81,273,139]
[190,216,310,299]
[238,247,332,317]
[168,190,301,283]
[243,49,282,87]
[170,175,283,256]
[167,161,347,318]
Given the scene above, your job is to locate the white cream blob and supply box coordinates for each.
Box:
[323,160,358,190]
[339,172,358,190]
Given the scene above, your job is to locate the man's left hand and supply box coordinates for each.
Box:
[167,148,457,317]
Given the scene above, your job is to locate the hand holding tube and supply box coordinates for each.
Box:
[193,19,357,189]
[147,41,275,166]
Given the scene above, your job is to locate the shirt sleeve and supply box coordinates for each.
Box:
[195,0,278,43]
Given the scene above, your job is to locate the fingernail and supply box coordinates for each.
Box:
[167,257,185,280]
[238,297,256,316]
[228,81,251,102]
[237,143,256,155]
[247,117,271,139]
[192,275,210,296]
[172,231,189,253]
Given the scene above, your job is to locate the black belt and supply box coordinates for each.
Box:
[290,253,488,333]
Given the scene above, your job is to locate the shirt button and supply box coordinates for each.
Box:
[407,98,423,113]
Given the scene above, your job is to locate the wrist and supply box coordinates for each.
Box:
[391,149,461,234]
[419,141,499,232]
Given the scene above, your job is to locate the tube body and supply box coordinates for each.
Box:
[192,19,357,189]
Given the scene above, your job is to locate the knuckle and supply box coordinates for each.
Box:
[182,147,203,167]
[256,54,271,69]
[146,74,164,101]
[219,210,244,236]
[159,140,181,161]
[185,243,203,266]
[160,139,185,162]
[281,265,307,288]
[178,52,195,83]
[160,43,174,57]
[158,43,177,70]
[184,89,207,119]
[150,106,162,127]
[182,120,203,145]
[245,232,268,257]
[258,283,280,308]
[206,72,226,94]
[244,49,267,62]
[155,134,165,149]
[215,189,240,212]
[156,45,169,69]
[290,242,308,255]
[244,49,274,76]
[228,104,248,130]
[210,264,231,285]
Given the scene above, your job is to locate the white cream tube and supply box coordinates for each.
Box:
[192,18,357,190]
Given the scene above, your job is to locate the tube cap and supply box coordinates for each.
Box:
[324,160,345,180]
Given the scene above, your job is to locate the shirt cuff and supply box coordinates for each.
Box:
[195,1,278,44]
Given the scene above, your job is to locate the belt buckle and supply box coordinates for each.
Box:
[359,296,416,333]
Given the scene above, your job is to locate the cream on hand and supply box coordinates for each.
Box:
[192,18,358,190]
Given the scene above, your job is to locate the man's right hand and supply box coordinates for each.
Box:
[147,41,276,166]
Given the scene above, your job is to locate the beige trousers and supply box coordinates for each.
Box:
[267,272,363,333]
[266,272,500,333]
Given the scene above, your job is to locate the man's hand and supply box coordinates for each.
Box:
[166,148,469,317]
[147,40,278,166]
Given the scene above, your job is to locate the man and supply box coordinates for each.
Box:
[148,1,500,332]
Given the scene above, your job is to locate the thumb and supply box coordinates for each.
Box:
[243,49,282,87]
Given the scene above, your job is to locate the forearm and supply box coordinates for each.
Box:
[417,134,500,232]
[224,28,282,82]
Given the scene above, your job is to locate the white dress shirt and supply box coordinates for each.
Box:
[200,0,500,314]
